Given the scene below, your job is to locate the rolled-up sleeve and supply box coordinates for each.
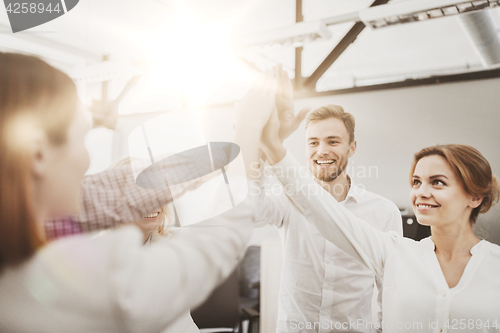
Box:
[46,165,213,234]
[253,163,292,228]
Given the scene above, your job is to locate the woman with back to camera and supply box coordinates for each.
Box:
[258,102,500,332]
[0,52,276,333]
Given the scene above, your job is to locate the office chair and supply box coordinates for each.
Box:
[191,269,241,332]
[191,246,261,333]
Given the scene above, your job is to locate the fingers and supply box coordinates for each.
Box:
[282,69,293,100]
[288,107,311,132]
[262,107,280,140]
[245,70,277,105]
[296,107,311,123]
[275,64,293,100]
[236,69,278,129]
[262,69,277,99]
[275,63,285,99]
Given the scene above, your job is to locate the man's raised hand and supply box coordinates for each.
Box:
[274,64,310,142]
[235,70,277,131]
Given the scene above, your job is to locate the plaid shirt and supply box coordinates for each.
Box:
[45,163,212,241]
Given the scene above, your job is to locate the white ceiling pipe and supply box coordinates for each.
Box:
[457,10,500,67]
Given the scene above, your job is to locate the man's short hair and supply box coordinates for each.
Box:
[305,104,355,143]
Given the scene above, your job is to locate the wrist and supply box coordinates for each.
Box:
[235,121,263,137]
[261,141,286,165]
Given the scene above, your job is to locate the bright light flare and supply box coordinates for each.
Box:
[120,4,255,111]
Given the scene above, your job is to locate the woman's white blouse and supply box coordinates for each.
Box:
[273,152,500,333]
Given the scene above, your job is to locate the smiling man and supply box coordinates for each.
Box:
[305,106,356,201]
[257,100,403,333]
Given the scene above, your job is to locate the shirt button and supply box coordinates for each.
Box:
[443,292,447,297]
[439,329,443,332]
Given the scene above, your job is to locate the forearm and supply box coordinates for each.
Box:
[272,152,395,276]
[78,166,174,232]
[105,190,255,332]
[261,138,286,166]
[253,165,290,228]
[47,165,185,233]
[234,120,270,182]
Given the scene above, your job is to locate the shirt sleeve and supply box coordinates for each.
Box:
[45,164,212,234]
[253,163,291,228]
[100,180,256,332]
[375,195,403,326]
[374,277,383,333]
[375,200,403,327]
[271,152,399,278]
[385,204,403,236]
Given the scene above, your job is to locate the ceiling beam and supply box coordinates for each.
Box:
[295,67,500,99]
[0,23,101,64]
[187,67,500,114]
[301,0,390,90]
[294,0,304,89]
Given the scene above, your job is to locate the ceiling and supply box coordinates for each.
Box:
[1,0,500,113]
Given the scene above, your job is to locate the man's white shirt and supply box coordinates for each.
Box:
[256,152,403,333]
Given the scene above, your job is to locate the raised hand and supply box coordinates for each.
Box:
[235,70,278,131]
[234,70,278,179]
[274,64,310,142]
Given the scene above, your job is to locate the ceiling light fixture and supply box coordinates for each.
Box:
[360,0,500,29]
[236,20,332,49]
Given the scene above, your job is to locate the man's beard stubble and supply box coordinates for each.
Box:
[312,161,347,183]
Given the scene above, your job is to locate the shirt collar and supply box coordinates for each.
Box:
[420,236,435,251]
[420,237,486,255]
[345,175,360,204]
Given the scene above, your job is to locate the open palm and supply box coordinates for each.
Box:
[274,64,310,142]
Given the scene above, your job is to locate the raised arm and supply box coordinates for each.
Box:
[374,202,403,329]
[46,71,278,235]
[54,72,277,332]
[95,180,255,332]
[110,71,278,331]
[43,163,213,236]
[253,164,293,228]
[270,152,398,277]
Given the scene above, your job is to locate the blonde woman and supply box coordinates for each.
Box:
[109,157,200,333]
[109,157,172,243]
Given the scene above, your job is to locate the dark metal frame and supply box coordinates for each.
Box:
[298,0,390,90]
[294,67,500,99]
[292,0,500,98]
[301,21,366,89]
[294,0,304,89]
[239,0,500,99]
